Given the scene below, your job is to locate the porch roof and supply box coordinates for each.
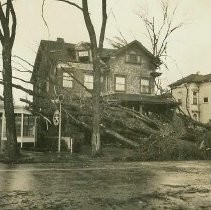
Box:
[103,93,177,105]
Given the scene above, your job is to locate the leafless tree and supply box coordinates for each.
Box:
[137,0,184,66]
[106,31,128,49]
[42,0,108,156]
[82,0,107,156]
[0,0,19,160]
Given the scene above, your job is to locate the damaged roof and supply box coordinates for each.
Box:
[170,73,211,88]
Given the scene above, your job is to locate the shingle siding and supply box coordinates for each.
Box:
[32,39,158,105]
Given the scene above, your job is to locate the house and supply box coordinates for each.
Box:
[31,38,175,113]
[169,73,211,123]
[31,38,176,149]
[0,101,36,149]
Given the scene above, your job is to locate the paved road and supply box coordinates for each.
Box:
[0,161,211,209]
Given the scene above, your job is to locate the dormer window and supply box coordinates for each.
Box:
[78,50,89,62]
[126,52,141,64]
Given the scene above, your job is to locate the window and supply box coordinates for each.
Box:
[193,113,198,121]
[23,115,34,137]
[141,78,150,94]
[126,53,141,64]
[192,91,198,105]
[129,54,137,63]
[14,114,34,137]
[84,74,93,90]
[78,50,89,62]
[204,97,208,103]
[63,72,73,88]
[115,76,126,92]
[15,114,21,137]
[178,99,182,105]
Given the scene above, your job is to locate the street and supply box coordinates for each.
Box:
[0,161,211,209]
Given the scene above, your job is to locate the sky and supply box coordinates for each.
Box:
[1,0,211,103]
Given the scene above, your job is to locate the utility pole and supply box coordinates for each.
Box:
[58,100,62,152]
[58,94,63,152]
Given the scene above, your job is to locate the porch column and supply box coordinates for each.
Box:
[34,116,37,147]
[1,112,5,150]
[21,113,24,148]
[139,105,143,114]
[0,111,5,152]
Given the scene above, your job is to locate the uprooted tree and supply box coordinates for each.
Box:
[0,0,19,160]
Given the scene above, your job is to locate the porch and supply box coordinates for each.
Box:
[0,104,36,148]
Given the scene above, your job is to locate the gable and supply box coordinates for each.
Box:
[114,40,160,67]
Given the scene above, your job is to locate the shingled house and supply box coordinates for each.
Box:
[32,38,175,113]
[31,38,176,149]
[170,73,211,123]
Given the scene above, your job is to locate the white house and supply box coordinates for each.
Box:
[169,73,211,123]
[0,101,36,148]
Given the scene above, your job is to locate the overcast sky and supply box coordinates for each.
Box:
[1,0,211,103]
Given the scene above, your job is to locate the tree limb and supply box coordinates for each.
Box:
[82,0,97,50]
[98,0,107,50]
[55,0,83,11]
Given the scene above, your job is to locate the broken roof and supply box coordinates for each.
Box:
[169,73,211,88]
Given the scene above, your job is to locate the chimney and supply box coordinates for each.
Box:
[196,71,200,75]
[57,37,64,43]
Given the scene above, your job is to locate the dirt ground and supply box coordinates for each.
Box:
[0,160,211,210]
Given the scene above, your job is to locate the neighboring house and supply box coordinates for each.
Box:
[169,73,211,123]
[31,38,175,114]
[0,101,36,148]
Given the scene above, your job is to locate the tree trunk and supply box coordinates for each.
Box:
[66,111,140,148]
[2,43,19,160]
[91,56,102,156]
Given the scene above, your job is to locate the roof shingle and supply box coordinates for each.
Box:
[169,73,211,87]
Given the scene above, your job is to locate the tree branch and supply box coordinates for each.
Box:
[82,0,97,50]
[8,0,17,46]
[0,3,8,39]
[0,94,4,101]
[55,0,83,11]
[98,0,107,50]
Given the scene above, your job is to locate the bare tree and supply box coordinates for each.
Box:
[106,31,128,49]
[42,0,107,156]
[82,0,107,156]
[0,0,19,160]
[137,0,184,66]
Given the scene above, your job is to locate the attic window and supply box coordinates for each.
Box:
[78,50,89,62]
[126,52,141,64]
